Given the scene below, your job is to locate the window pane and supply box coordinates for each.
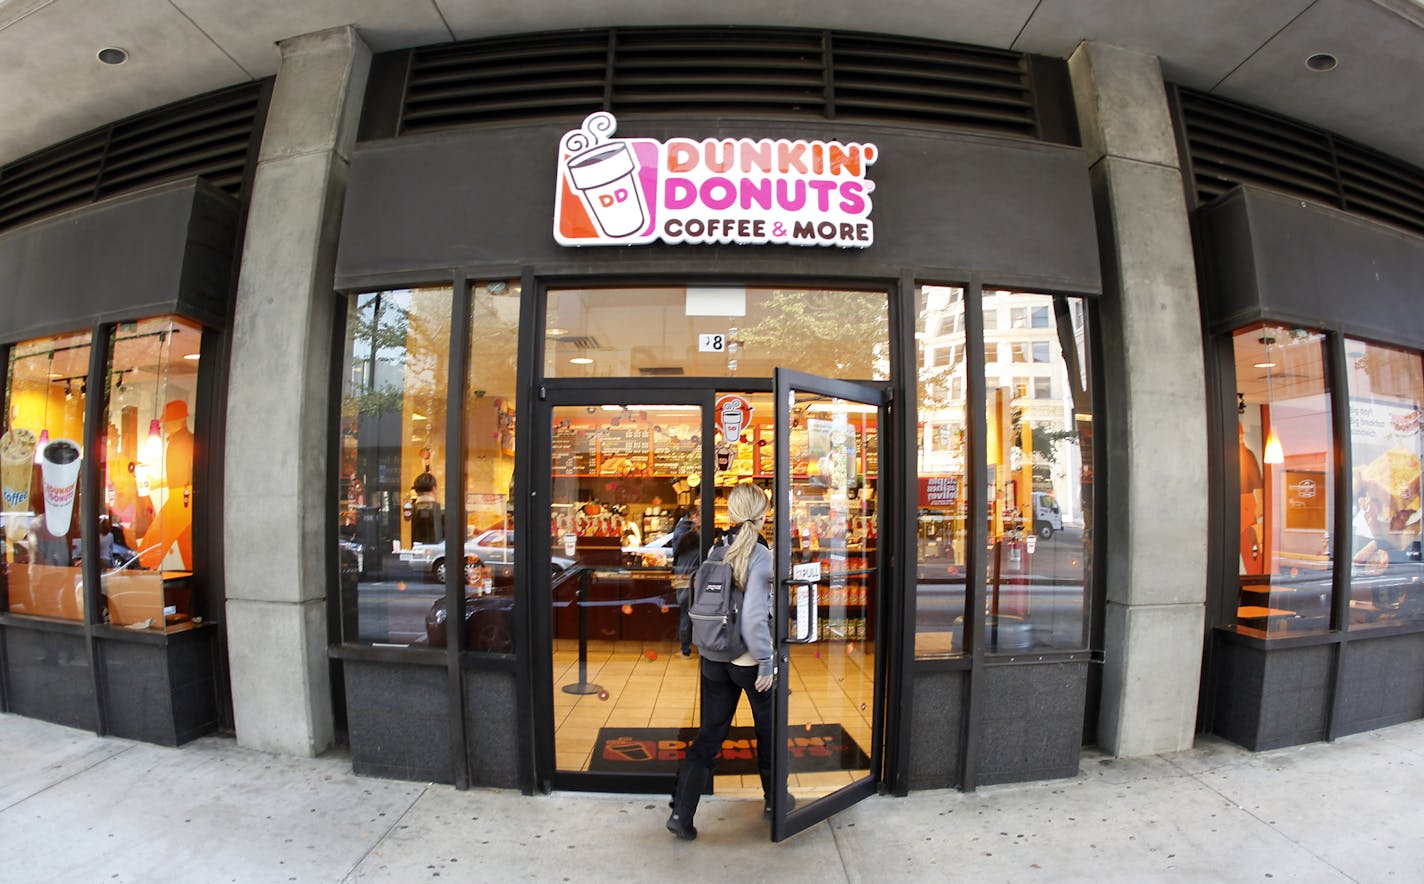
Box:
[983,291,1092,653]
[1230,324,1334,638]
[915,284,968,657]
[435,280,523,651]
[101,317,203,631]
[1345,338,1424,629]
[3,330,92,622]
[337,286,454,646]
[544,285,888,380]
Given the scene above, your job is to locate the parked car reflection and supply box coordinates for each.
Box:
[421,553,686,650]
[420,553,576,651]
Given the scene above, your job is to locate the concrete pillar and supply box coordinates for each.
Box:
[1067,42,1208,756]
[224,26,370,756]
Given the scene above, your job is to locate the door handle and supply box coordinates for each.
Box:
[781,578,819,643]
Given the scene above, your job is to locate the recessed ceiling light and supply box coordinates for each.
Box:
[546,327,568,337]
[183,353,200,361]
[97,47,129,65]
[569,357,593,365]
[1305,53,1338,72]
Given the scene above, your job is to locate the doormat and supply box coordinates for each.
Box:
[587,724,869,775]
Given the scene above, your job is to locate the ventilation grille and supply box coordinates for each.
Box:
[831,34,1033,135]
[0,81,265,234]
[398,27,1038,140]
[1178,88,1424,238]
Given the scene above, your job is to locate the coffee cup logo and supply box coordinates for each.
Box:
[1,427,36,511]
[559,112,649,240]
[40,438,81,536]
[714,394,753,443]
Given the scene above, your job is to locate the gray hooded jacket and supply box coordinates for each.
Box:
[698,540,775,679]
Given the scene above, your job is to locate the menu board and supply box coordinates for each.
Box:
[552,427,598,475]
[653,436,700,476]
[553,423,701,476]
[598,427,649,475]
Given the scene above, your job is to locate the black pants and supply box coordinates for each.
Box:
[685,657,774,778]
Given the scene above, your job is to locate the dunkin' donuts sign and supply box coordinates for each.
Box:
[554,112,877,248]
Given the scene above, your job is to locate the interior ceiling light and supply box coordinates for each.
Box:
[1305,52,1338,72]
[97,47,129,65]
[569,357,593,365]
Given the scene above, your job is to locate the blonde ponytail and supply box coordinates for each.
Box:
[722,483,769,587]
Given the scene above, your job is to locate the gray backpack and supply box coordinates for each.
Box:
[687,544,747,657]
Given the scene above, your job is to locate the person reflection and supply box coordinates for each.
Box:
[138,400,194,571]
[408,470,442,545]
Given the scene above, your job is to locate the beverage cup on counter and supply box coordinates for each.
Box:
[41,438,81,536]
[1,427,37,511]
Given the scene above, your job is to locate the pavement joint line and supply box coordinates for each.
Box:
[338,781,432,882]
[1186,769,1359,882]
[0,738,136,815]
[825,813,855,883]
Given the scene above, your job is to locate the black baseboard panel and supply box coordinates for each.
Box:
[344,658,452,784]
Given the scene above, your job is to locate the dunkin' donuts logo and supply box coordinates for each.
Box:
[554,112,877,248]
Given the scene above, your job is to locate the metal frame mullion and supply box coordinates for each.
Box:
[525,273,558,793]
[514,265,542,794]
[886,271,917,796]
[444,275,472,789]
[81,323,111,735]
[1325,329,1354,740]
[0,341,9,711]
[960,276,988,791]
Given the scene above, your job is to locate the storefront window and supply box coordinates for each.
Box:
[544,285,889,380]
[3,330,92,622]
[981,290,1092,653]
[336,286,454,646]
[915,285,969,656]
[1230,324,1334,638]
[100,317,203,631]
[438,280,523,651]
[1344,338,1423,629]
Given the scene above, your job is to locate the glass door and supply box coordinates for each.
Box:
[545,392,708,788]
[771,368,888,841]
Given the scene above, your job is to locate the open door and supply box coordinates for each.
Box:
[770,368,888,841]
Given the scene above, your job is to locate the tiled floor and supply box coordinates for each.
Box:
[551,638,876,798]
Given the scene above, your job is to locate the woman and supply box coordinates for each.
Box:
[667,482,777,840]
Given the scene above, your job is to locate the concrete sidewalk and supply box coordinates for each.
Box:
[3,712,1422,883]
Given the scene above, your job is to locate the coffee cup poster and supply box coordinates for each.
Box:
[554,112,877,249]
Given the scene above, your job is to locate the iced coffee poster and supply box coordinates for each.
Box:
[553,112,877,249]
[1350,398,1422,542]
[806,418,858,494]
[2,427,37,512]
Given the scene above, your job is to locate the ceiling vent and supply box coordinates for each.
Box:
[395,27,1042,142]
[1176,87,1424,238]
[551,335,602,350]
[0,81,267,234]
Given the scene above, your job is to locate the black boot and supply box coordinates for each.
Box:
[760,773,796,819]
[667,762,707,840]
